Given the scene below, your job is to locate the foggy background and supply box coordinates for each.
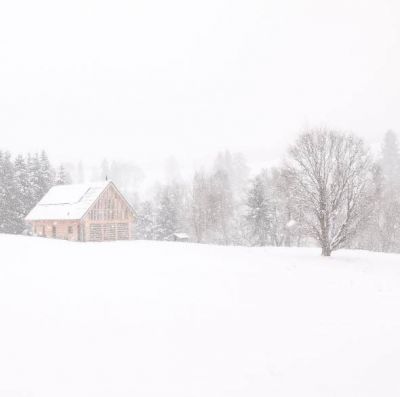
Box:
[1,0,399,185]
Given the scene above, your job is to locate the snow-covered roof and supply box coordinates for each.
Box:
[25,182,110,221]
[172,233,189,239]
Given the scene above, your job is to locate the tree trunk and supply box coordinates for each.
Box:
[321,245,332,256]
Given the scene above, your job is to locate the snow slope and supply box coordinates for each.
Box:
[1,235,400,397]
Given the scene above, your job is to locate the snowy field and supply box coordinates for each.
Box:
[1,235,400,397]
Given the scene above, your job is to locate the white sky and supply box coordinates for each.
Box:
[1,0,399,174]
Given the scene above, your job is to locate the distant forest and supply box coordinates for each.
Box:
[1,129,400,255]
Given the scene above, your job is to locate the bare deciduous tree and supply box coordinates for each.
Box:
[287,128,372,256]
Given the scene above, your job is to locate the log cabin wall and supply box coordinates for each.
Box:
[31,220,80,241]
[82,184,134,242]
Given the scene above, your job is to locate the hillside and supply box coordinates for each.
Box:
[1,235,400,396]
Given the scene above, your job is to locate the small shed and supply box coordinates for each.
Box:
[25,181,135,242]
[169,233,189,242]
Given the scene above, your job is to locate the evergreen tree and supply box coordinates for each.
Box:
[55,164,72,185]
[0,151,19,233]
[153,183,188,240]
[27,153,43,205]
[135,201,156,240]
[39,150,55,195]
[154,184,183,240]
[0,150,58,234]
[351,162,385,251]
[190,171,209,243]
[246,172,271,246]
[375,131,400,252]
[155,186,177,240]
[13,155,31,233]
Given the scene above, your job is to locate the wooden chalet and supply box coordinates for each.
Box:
[25,181,135,242]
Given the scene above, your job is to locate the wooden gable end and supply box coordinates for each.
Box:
[82,183,135,223]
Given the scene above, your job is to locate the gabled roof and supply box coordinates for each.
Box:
[25,181,111,221]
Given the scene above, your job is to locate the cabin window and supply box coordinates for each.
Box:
[68,226,73,234]
[42,226,46,236]
[52,226,56,238]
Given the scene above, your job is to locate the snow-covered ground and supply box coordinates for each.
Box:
[1,234,400,396]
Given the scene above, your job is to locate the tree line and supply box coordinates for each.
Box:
[1,128,400,256]
[134,129,400,256]
[0,151,70,234]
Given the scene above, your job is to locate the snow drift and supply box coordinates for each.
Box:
[0,234,400,396]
